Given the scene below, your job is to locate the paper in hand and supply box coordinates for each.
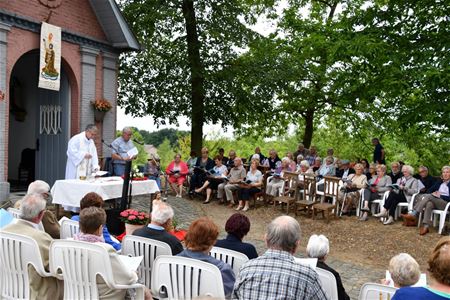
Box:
[127,147,139,158]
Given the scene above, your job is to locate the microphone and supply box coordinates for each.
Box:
[132,139,144,145]
[101,139,113,148]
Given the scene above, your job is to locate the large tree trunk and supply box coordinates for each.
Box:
[303,108,314,148]
[182,0,204,154]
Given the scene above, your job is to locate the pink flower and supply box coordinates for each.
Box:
[138,216,144,220]
[128,215,137,221]
[120,211,129,217]
[130,210,139,216]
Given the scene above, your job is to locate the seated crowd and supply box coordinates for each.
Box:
[168,142,448,236]
[1,177,449,300]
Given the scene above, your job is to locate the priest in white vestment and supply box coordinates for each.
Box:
[64,124,100,211]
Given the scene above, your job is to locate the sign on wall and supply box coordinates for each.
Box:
[38,22,61,91]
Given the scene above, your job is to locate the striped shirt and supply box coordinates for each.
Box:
[232,249,328,300]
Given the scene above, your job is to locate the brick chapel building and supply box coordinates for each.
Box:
[0,0,139,201]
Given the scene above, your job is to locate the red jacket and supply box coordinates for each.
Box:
[165,161,189,177]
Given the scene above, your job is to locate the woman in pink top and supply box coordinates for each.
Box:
[166,153,189,198]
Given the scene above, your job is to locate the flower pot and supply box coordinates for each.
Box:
[94,110,106,122]
[125,223,144,235]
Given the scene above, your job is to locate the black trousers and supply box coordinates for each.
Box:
[189,173,207,192]
[238,187,261,201]
[383,191,406,217]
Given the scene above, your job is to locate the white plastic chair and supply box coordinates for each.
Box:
[59,218,79,239]
[151,255,225,300]
[0,231,55,300]
[316,268,338,300]
[358,283,397,300]
[395,192,419,220]
[209,246,249,275]
[432,201,450,234]
[49,239,145,299]
[7,207,45,231]
[122,235,172,289]
[371,191,390,216]
[294,257,318,270]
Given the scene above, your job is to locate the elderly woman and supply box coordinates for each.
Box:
[286,152,297,171]
[366,163,377,181]
[177,217,235,297]
[392,237,450,300]
[144,155,161,189]
[195,155,228,204]
[265,157,292,200]
[296,154,305,170]
[215,213,258,259]
[312,157,322,172]
[374,165,418,225]
[339,163,368,214]
[401,165,450,235]
[166,153,189,198]
[72,192,121,251]
[359,164,392,221]
[317,156,336,178]
[189,147,214,196]
[266,149,281,170]
[307,235,350,300]
[384,253,420,288]
[236,160,263,211]
[186,151,197,174]
[74,207,152,300]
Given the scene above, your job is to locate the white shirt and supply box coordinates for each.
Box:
[246,169,263,183]
[65,131,99,180]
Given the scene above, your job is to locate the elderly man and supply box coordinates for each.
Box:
[401,165,450,235]
[225,150,237,170]
[2,194,63,299]
[248,147,265,164]
[22,180,60,238]
[111,127,138,176]
[293,143,309,159]
[65,124,99,212]
[218,157,246,206]
[414,165,436,193]
[388,162,402,184]
[233,216,327,299]
[336,160,355,179]
[133,200,183,255]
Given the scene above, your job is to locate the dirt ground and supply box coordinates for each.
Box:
[188,198,444,271]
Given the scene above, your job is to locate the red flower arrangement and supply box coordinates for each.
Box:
[91,98,112,112]
[119,209,149,225]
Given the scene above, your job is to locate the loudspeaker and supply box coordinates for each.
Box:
[105,208,125,235]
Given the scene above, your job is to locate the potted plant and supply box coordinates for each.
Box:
[119,209,149,235]
[91,98,112,121]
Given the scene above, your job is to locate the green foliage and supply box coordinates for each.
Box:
[138,128,189,148]
[157,139,176,171]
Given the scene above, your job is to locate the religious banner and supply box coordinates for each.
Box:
[38,22,61,91]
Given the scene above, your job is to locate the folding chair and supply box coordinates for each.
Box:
[0,232,55,299]
[50,240,145,299]
[209,246,249,275]
[122,235,172,289]
[312,176,341,222]
[151,255,225,299]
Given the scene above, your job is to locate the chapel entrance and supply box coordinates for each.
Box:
[8,50,71,190]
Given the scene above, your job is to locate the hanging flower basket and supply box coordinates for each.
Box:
[91,98,112,122]
[94,110,106,122]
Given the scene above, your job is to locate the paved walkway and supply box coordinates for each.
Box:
[131,194,383,300]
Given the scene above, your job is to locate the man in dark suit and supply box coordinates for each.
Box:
[335,160,355,179]
[133,201,183,255]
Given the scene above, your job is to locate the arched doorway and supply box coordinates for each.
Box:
[8,50,71,190]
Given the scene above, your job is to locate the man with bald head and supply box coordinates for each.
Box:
[218,157,246,206]
[233,216,327,299]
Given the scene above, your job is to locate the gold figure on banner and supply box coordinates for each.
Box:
[41,33,59,80]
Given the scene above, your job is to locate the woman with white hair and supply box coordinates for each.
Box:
[307,234,350,300]
[374,165,418,225]
[265,157,293,201]
[384,253,420,288]
[339,163,368,215]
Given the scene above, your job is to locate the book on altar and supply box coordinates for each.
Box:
[118,255,144,272]
[94,170,108,177]
[127,147,139,158]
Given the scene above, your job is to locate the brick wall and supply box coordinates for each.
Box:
[1,0,107,42]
